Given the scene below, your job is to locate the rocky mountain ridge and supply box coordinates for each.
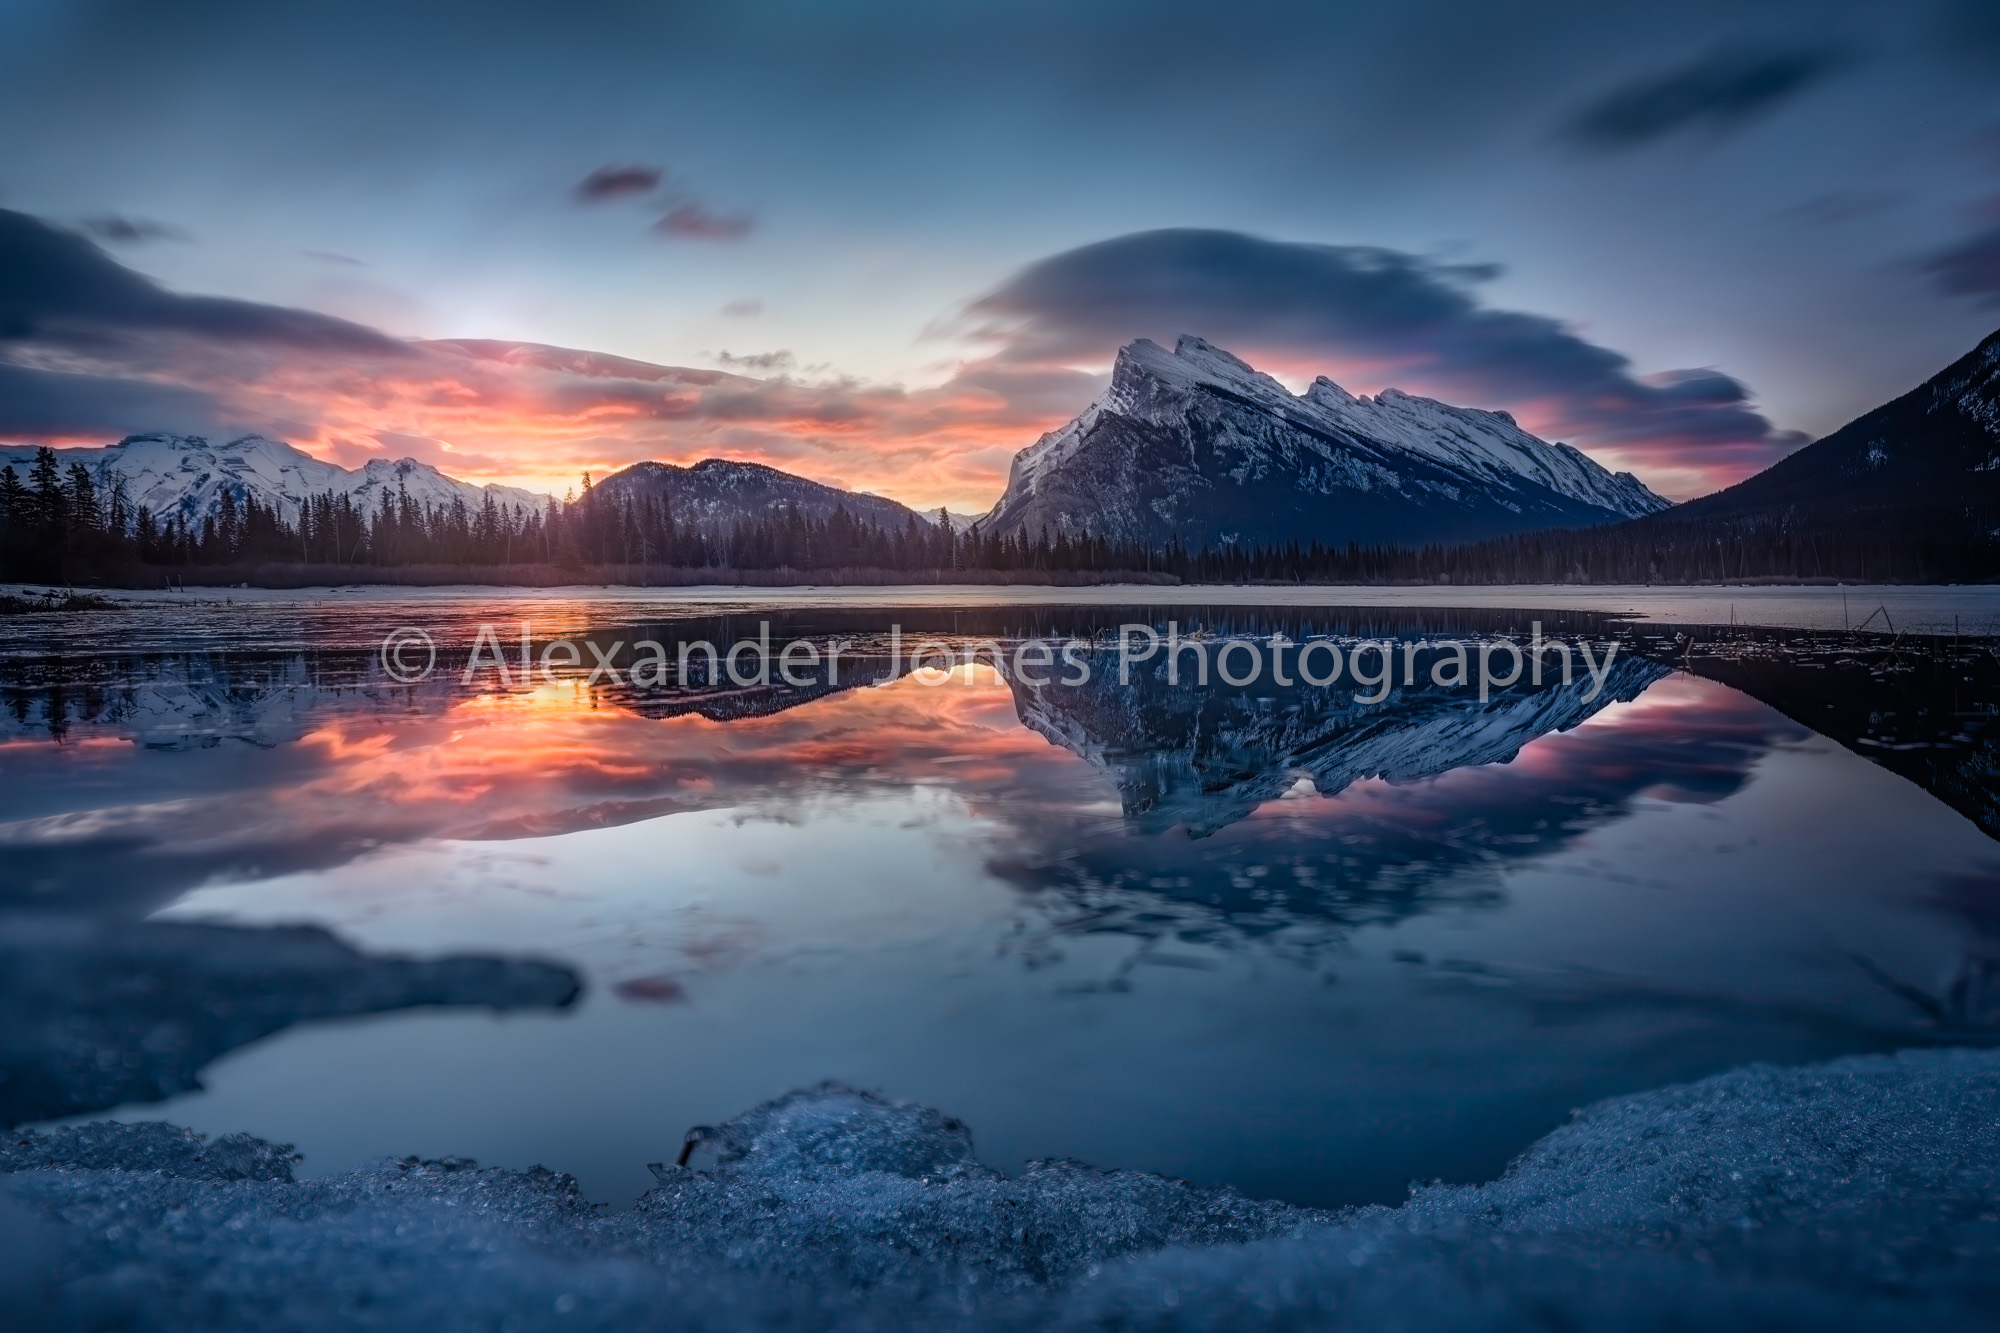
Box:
[979,336,1668,549]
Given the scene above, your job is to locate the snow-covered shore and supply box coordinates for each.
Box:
[5,1048,1996,1330]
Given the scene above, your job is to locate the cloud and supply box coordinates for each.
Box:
[574,164,663,202]
[956,228,1799,495]
[80,216,189,245]
[653,203,753,240]
[710,348,795,372]
[0,208,1798,510]
[0,209,405,353]
[1919,225,2000,303]
[1774,190,1902,227]
[719,298,764,317]
[0,362,220,438]
[0,211,1053,508]
[1561,46,1847,151]
[301,249,365,266]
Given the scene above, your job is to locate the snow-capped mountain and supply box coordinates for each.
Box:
[980,336,1669,549]
[0,433,548,526]
[592,457,926,533]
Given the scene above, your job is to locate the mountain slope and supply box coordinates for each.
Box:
[592,458,926,533]
[980,336,1667,549]
[1668,326,2000,537]
[0,433,546,525]
[1422,325,2000,583]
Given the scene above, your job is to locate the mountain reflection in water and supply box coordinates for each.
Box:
[1,602,1997,1206]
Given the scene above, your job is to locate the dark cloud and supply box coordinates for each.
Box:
[710,349,796,372]
[719,298,764,317]
[1774,190,1902,226]
[1920,225,2000,303]
[0,209,405,352]
[80,215,189,245]
[653,203,753,240]
[0,362,220,437]
[960,228,1791,466]
[574,164,664,202]
[1562,46,1847,150]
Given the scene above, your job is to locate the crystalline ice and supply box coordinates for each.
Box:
[0,1120,297,1181]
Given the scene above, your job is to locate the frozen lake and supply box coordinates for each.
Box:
[3,594,1997,1209]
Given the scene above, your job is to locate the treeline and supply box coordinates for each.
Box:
[1,447,553,576]
[1431,507,1999,585]
[3,447,1993,585]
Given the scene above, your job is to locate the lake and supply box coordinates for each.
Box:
[4,586,1998,1210]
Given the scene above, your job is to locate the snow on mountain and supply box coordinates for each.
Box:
[0,433,548,526]
[982,336,1669,549]
[1298,378,1668,518]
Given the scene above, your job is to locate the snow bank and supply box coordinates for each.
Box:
[3,1051,1996,1330]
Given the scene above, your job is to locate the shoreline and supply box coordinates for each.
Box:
[10,579,2000,634]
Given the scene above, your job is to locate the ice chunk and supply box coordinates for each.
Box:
[626,1082,1323,1292]
[0,915,581,1125]
[702,1081,980,1179]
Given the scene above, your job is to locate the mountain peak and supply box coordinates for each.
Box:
[1171,333,1260,378]
[1305,376,1357,408]
[1108,335,1298,413]
[593,455,919,533]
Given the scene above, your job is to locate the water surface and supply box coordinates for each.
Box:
[3,594,1997,1208]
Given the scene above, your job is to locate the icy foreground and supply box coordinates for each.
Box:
[4,1051,1998,1330]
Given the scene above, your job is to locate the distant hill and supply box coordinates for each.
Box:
[978,336,1667,550]
[591,457,927,534]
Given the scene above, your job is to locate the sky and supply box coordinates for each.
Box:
[2,0,1999,510]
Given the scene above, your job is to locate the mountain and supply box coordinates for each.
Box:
[1665,326,2000,539]
[978,336,1668,550]
[1426,325,2000,583]
[592,457,928,533]
[0,433,547,525]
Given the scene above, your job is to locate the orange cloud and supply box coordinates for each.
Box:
[21,329,1089,513]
